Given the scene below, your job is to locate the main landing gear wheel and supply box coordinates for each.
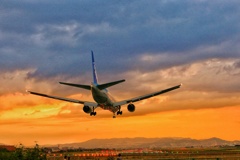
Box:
[90,112,96,116]
[117,106,122,115]
[117,111,122,115]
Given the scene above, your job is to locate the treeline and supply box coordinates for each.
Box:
[0,144,47,160]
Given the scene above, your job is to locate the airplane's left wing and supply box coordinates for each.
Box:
[28,91,97,106]
[113,84,182,107]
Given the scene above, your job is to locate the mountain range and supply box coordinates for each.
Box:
[54,137,240,149]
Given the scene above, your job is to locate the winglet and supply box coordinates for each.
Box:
[91,51,98,85]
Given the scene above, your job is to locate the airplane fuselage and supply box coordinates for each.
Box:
[91,84,119,113]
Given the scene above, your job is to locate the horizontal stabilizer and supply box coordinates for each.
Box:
[59,82,91,90]
[97,79,125,90]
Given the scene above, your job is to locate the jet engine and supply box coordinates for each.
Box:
[127,104,135,112]
[83,105,93,113]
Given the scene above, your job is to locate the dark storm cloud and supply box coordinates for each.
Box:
[1,0,240,80]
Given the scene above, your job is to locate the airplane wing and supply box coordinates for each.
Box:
[28,91,98,106]
[113,84,182,106]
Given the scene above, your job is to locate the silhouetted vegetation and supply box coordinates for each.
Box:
[0,143,46,160]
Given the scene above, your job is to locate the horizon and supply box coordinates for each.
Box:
[1,136,239,147]
[1,1,240,146]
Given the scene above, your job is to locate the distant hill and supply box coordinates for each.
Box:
[54,137,240,149]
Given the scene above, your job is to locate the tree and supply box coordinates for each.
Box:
[25,143,47,160]
[0,143,47,160]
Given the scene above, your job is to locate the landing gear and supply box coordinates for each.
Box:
[117,111,122,115]
[90,112,96,116]
[90,107,97,116]
[113,111,122,118]
[117,106,122,115]
[113,106,122,118]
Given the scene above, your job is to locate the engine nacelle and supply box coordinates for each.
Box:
[83,105,93,114]
[127,104,135,112]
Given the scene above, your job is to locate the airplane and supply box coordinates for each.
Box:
[28,51,182,118]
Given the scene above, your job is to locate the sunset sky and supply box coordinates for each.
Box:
[0,0,240,146]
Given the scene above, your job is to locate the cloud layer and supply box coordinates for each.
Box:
[1,0,240,78]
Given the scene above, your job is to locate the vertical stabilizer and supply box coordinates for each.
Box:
[91,51,98,85]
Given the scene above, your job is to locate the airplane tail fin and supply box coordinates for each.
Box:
[91,51,98,85]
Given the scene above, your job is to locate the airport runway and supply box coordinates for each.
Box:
[46,147,240,160]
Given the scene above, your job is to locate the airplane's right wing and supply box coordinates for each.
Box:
[113,84,182,107]
[28,91,98,107]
